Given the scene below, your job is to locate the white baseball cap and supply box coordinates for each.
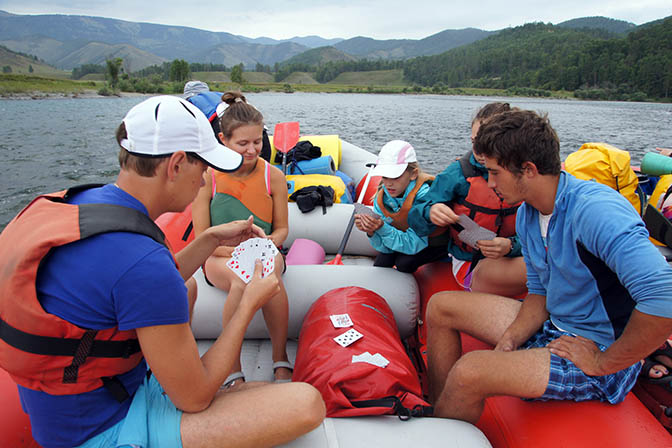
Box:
[120,95,242,172]
[371,140,417,178]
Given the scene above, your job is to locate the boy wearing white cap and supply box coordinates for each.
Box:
[0,96,324,447]
[354,140,448,273]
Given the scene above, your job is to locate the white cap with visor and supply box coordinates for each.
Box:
[120,95,243,172]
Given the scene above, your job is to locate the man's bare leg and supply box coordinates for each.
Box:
[181,382,325,448]
[427,290,549,422]
[470,257,527,297]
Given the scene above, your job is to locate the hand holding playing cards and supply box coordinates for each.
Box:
[239,259,280,313]
[208,216,266,248]
[477,237,513,259]
[429,203,459,226]
[354,213,382,235]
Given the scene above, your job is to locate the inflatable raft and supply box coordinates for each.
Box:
[3,136,671,447]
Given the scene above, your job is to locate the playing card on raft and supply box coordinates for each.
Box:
[330,313,354,328]
[456,214,496,249]
[333,328,363,347]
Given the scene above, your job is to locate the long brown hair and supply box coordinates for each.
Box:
[218,91,264,139]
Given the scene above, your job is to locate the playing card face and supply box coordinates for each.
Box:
[330,313,354,328]
[456,214,496,249]
[353,202,378,218]
[333,328,363,347]
[227,237,279,283]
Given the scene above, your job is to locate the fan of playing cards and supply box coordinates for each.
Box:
[226,237,279,283]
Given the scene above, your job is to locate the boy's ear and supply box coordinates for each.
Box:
[521,161,539,176]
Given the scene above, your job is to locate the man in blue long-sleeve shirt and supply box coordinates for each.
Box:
[427,109,672,423]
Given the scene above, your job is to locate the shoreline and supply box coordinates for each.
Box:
[0,90,149,100]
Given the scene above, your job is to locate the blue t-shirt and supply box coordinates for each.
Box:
[18,184,189,448]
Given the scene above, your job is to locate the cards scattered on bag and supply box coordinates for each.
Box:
[330,313,354,328]
[333,328,363,347]
[352,352,389,368]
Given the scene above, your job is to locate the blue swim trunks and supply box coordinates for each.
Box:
[77,374,183,448]
[522,320,641,404]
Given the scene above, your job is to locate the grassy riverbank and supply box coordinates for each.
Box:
[0,72,576,100]
[0,74,103,98]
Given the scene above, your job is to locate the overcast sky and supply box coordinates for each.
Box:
[1,1,671,40]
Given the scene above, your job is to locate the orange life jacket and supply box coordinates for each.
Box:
[375,172,434,231]
[0,185,169,398]
[449,153,520,253]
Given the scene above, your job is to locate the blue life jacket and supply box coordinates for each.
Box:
[186,91,223,123]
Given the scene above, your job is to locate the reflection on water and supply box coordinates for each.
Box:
[1,93,671,229]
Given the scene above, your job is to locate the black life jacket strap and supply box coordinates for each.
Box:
[351,396,434,420]
[459,199,519,217]
[63,329,97,384]
[0,317,141,358]
[101,376,131,403]
[458,152,477,178]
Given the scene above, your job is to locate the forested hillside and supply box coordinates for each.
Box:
[557,16,636,34]
[403,18,672,99]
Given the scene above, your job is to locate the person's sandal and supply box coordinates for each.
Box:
[222,371,245,390]
[272,361,293,383]
[650,341,672,370]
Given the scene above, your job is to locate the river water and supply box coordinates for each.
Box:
[1,92,671,229]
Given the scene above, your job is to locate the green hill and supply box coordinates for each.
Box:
[328,69,406,86]
[0,45,68,76]
[284,72,318,84]
[557,16,636,35]
[403,18,672,99]
[282,46,357,66]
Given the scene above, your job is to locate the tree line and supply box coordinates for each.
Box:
[403,19,672,100]
[69,16,671,100]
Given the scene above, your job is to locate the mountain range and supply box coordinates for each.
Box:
[0,10,638,72]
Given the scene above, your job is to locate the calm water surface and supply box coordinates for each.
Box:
[1,92,671,229]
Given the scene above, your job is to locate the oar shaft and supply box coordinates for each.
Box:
[336,211,356,256]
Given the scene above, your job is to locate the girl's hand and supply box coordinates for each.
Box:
[476,237,512,259]
[355,214,383,235]
[429,203,459,227]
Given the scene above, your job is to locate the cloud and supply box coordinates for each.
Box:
[0,0,670,40]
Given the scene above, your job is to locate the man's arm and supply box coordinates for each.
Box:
[548,310,672,376]
[549,194,672,375]
[137,261,279,412]
[495,293,549,351]
[175,216,265,281]
[408,162,466,236]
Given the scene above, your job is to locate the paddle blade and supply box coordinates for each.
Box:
[273,122,300,153]
[326,254,343,265]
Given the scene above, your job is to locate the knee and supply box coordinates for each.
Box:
[289,383,326,429]
[448,352,487,394]
[426,292,464,327]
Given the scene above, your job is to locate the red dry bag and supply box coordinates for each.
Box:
[293,286,431,418]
